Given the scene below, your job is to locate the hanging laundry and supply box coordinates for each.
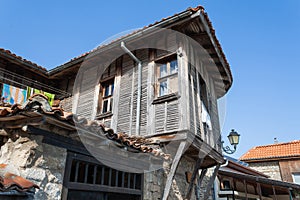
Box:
[26,87,55,106]
[2,84,27,105]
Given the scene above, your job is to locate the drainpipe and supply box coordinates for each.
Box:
[121,41,142,135]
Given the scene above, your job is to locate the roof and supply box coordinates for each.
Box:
[219,160,300,193]
[240,140,300,162]
[0,94,170,160]
[0,164,39,193]
[221,159,268,178]
[219,167,300,191]
[49,6,232,84]
[1,5,233,97]
[0,48,47,74]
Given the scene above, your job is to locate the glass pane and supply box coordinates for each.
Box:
[104,85,110,97]
[293,174,300,184]
[159,81,168,96]
[102,100,108,113]
[169,76,178,93]
[160,64,167,77]
[111,83,114,95]
[170,60,178,74]
[109,98,113,112]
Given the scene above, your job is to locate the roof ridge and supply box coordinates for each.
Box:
[240,140,300,161]
[254,140,300,148]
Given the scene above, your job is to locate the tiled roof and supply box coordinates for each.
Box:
[240,140,300,162]
[0,164,39,192]
[60,6,206,64]
[0,48,47,73]
[0,94,170,160]
[1,5,232,83]
[50,5,232,83]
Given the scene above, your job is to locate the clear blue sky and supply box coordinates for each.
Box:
[1,1,300,158]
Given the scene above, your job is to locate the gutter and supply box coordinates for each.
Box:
[121,41,142,135]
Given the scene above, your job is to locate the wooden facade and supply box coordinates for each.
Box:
[0,6,234,200]
[50,12,232,168]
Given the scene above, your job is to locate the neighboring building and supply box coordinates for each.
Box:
[0,5,233,200]
[240,140,300,184]
[216,159,300,200]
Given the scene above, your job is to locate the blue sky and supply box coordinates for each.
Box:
[1,1,300,158]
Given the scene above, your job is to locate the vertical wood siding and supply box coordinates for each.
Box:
[117,55,134,133]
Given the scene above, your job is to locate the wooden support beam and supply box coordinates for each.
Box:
[243,180,248,200]
[203,164,220,200]
[194,168,208,200]
[162,141,186,200]
[257,183,262,200]
[185,156,204,200]
[272,185,278,200]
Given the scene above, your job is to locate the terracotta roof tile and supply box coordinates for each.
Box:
[0,94,170,160]
[0,48,47,73]
[53,5,231,82]
[240,140,300,162]
[0,164,39,192]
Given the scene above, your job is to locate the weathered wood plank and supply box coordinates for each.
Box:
[162,141,186,200]
[203,164,220,200]
[185,156,204,200]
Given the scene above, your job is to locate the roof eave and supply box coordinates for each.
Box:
[0,51,49,78]
[48,9,196,77]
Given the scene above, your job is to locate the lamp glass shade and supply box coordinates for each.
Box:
[227,129,240,145]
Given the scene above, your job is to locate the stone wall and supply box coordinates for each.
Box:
[248,161,282,181]
[143,155,215,200]
[0,134,67,200]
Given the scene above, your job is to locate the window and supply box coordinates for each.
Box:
[156,57,178,97]
[64,152,142,200]
[97,63,117,116]
[99,79,114,114]
[293,173,300,184]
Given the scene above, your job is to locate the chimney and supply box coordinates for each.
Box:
[274,137,278,144]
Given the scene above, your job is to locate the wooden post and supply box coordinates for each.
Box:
[256,183,262,200]
[162,141,186,200]
[195,168,208,200]
[243,180,248,200]
[203,164,220,200]
[272,185,278,200]
[185,156,204,200]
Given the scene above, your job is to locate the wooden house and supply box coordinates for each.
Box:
[0,6,233,200]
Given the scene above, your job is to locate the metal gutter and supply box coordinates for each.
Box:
[121,41,142,135]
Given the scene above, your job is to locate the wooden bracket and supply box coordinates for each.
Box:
[203,164,220,200]
[162,141,186,200]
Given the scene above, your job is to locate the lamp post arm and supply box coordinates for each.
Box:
[221,141,237,154]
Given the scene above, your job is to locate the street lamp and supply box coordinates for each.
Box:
[222,129,240,154]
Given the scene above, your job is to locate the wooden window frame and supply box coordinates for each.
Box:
[97,78,115,117]
[154,54,179,100]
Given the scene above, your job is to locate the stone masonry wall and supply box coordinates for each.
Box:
[0,134,67,200]
[248,161,282,181]
[143,155,214,200]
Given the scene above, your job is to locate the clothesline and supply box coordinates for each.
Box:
[1,83,55,106]
[0,68,71,97]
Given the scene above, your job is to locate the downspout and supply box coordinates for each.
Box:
[121,41,142,135]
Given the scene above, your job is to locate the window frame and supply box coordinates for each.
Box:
[154,53,179,102]
[292,173,300,184]
[63,152,143,200]
[97,78,115,116]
